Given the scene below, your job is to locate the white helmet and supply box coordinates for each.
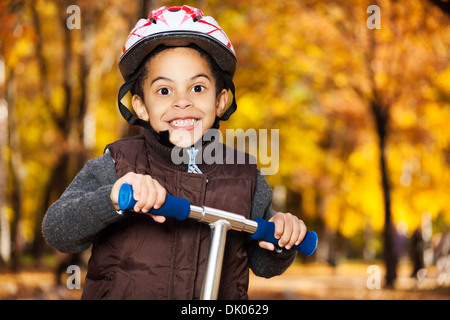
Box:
[119,5,236,82]
[118,5,237,131]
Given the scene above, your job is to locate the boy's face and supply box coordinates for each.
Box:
[132,47,228,148]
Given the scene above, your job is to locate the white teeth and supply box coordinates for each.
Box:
[170,119,197,127]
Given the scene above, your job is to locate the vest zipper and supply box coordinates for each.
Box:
[203,177,209,205]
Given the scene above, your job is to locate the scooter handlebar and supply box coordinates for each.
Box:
[118,183,318,256]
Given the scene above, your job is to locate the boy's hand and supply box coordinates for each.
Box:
[258,212,307,251]
[110,172,167,223]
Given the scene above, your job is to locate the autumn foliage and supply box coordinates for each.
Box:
[0,0,449,289]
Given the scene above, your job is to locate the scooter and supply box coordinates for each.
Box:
[118,183,318,300]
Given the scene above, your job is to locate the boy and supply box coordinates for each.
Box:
[43,6,307,299]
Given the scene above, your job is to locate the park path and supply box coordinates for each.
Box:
[248,262,449,300]
[0,261,448,300]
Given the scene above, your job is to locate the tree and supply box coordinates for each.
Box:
[218,0,450,287]
[0,0,136,268]
[353,0,449,287]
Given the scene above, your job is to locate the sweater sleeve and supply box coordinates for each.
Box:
[42,152,124,253]
[247,170,297,278]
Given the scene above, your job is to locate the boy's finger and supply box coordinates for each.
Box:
[140,176,157,213]
[285,216,301,250]
[130,179,142,205]
[278,213,293,248]
[153,180,166,210]
[296,220,307,246]
[269,213,285,240]
[147,213,166,224]
[258,241,275,251]
[133,178,147,212]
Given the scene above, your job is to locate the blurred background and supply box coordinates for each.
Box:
[0,0,449,299]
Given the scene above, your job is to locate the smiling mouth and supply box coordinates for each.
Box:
[168,118,199,129]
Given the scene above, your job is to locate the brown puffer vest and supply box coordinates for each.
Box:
[82,129,256,300]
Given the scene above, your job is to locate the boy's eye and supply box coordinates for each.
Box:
[191,85,205,93]
[157,87,172,95]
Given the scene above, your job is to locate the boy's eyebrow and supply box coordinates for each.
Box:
[191,73,211,81]
[151,76,174,85]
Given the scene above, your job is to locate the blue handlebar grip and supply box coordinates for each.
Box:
[118,183,191,221]
[251,218,318,256]
[118,183,137,210]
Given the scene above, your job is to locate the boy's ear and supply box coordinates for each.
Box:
[132,95,149,121]
[216,89,229,117]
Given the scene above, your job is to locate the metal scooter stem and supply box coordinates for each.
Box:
[189,205,257,300]
[200,220,231,300]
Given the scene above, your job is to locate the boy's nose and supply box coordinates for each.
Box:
[172,96,193,109]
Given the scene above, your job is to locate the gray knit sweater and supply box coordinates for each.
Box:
[42,152,296,278]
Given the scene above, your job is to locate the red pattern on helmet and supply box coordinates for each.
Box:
[149,6,203,26]
[122,20,153,54]
[197,19,232,49]
[148,6,166,21]
[178,5,204,19]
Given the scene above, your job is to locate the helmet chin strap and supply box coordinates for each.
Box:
[117,68,169,145]
[117,71,237,147]
[218,73,237,122]
[117,68,152,130]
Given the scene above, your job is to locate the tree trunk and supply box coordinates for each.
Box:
[371,101,397,287]
[5,68,25,272]
[30,1,75,264]
[0,58,10,266]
